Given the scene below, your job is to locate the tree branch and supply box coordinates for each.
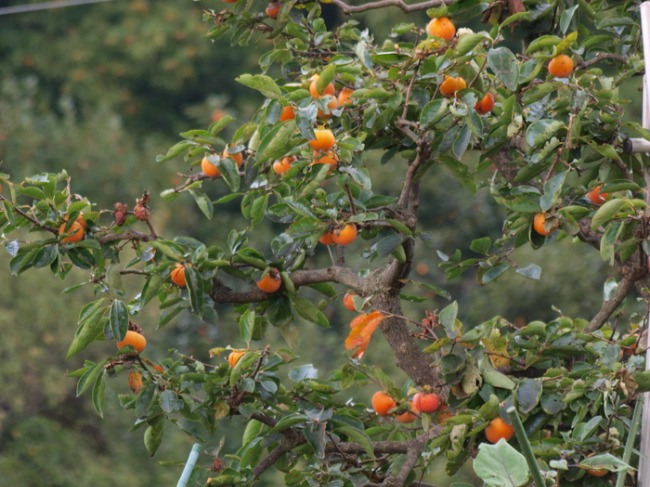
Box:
[329,0,453,14]
[378,292,447,393]
[586,263,641,332]
[210,266,366,303]
[382,427,440,486]
[96,230,157,245]
[252,433,306,478]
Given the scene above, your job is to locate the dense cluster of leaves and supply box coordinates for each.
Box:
[2,0,650,485]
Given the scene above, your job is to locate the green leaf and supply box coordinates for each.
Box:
[525,119,564,148]
[144,421,164,457]
[599,221,620,265]
[591,199,626,230]
[456,33,489,56]
[256,122,298,165]
[267,414,310,435]
[235,74,282,98]
[439,301,459,335]
[540,171,566,211]
[479,263,509,284]
[481,360,516,390]
[250,194,269,227]
[487,47,519,91]
[525,35,562,54]
[239,309,255,343]
[33,245,58,268]
[292,296,329,328]
[452,124,471,160]
[156,141,194,163]
[190,189,214,220]
[218,156,241,193]
[110,300,129,342]
[586,141,623,162]
[185,267,205,319]
[373,234,403,258]
[474,440,530,486]
[516,378,542,414]
[76,360,105,397]
[420,99,449,128]
[386,218,413,236]
[139,273,165,309]
[579,453,632,472]
[67,299,108,358]
[470,237,491,255]
[90,369,107,418]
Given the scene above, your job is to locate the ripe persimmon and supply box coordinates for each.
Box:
[396,406,418,423]
[309,128,336,151]
[273,156,295,175]
[59,220,85,244]
[484,417,514,443]
[279,105,295,121]
[474,93,495,115]
[170,263,187,287]
[440,76,466,97]
[317,97,340,119]
[223,146,244,167]
[548,54,574,78]
[227,350,247,368]
[586,467,608,477]
[265,1,280,18]
[332,223,358,246]
[426,17,456,41]
[587,185,608,205]
[412,392,441,413]
[201,154,220,178]
[533,212,553,236]
[371,391,397,416]
[256,268,282,293]
[128,370,143,394]
[309,75,336,99]
[117,330,147,354]
[337,87,354,106]
[343,291,359,311]
[312,150,338,169]
[319,231,336,245]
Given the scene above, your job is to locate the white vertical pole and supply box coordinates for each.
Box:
[639,5,650,486]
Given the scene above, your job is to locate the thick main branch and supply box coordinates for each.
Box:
[329,0,452,14]
[210,265,365,303]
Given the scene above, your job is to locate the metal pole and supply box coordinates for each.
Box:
[638,5,650,486]
[0,0,113,16]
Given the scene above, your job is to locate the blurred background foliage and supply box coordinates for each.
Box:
[0,0,623,485]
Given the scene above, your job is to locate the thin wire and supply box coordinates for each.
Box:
[0,0,114,16]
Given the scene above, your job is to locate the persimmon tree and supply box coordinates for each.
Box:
[2,0,650,485]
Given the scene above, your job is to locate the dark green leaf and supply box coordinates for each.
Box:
[185,267,205,319]
[190,190,214,220]
[292,296,329,328]
[487,47,519,91]
[110,300,129,342]
[91,369,107,418]
[516,378,542,414]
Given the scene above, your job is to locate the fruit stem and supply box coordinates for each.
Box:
[506,406,546,487]
[176,442,202,487]
[615,395,643,487]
